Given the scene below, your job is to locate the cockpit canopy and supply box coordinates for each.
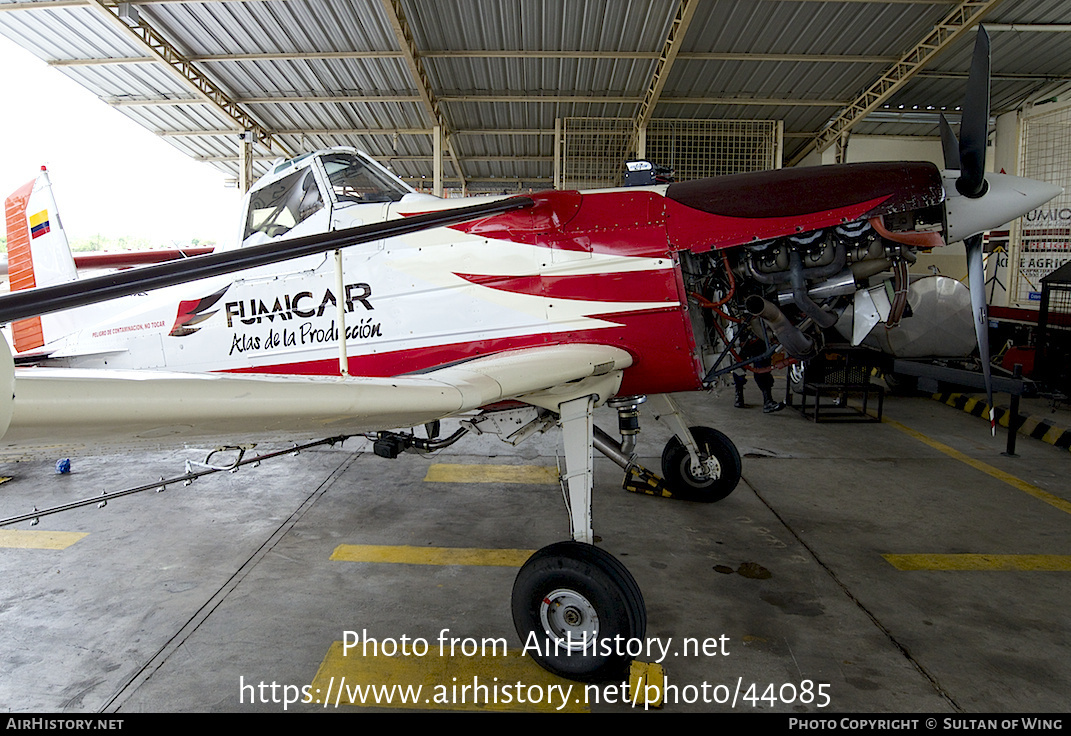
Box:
[243,166,323,242]
[241,149,412,244]
[320,151,410,205]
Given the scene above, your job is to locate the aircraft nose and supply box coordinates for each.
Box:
[944,172,1063,243]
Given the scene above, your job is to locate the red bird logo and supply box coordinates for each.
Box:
[168,287,229,337]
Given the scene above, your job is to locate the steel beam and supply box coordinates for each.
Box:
[163,128,556,138]
[47,50,899,67]
[790,0,1004,165]
[635,0,699,133]
[379,0,466,191]
[83,0,290,157]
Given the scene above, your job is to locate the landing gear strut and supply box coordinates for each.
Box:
[509,394,646,682]
[509,392,740,681]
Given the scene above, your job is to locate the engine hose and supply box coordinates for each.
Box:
[886,258,909,327]
[690,292,744,323]
[708,254,737,308]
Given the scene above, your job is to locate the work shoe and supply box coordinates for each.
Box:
[733,375,747,409]
[760,387,784,413]
[762,398,785,413]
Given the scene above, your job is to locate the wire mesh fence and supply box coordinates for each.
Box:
[645,119,781,180]
[1011,104,1071,307]
[559,118,781,189]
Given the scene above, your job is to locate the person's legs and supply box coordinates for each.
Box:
[755,370,784,413]
[733,372,747,408]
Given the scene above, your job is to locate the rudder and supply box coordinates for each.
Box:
[4,167,78,353]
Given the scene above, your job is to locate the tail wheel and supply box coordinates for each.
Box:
[661,426,742,502]
[511,541,646,682]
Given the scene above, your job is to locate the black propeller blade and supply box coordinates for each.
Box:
[953,25,996,433]
[956,25,991,198]
[939,113,961,171]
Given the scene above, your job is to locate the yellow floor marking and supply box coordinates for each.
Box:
[884,554,1071,571]
[309,640,588,712]
[331,544,534,567]
[883,417,1071,516]
[0,477,11,485]
[0,530,88,550]
[423,463,557,485]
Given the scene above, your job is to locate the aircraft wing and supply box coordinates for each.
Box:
[0,344,631,459]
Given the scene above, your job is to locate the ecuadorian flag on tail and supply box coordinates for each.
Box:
[29,209,51,239]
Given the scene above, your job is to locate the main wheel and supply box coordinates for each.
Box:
[512,541,646,682]
[661,426,742,502]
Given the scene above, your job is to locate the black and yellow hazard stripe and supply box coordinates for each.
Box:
[933,392,1071,453]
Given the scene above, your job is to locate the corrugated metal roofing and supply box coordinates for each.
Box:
[0,0,1068,188]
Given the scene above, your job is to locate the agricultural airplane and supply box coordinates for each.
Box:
[0,27,1060,682]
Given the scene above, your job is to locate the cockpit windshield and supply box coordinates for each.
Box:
[243,168,323,242]
[320,151,410,204]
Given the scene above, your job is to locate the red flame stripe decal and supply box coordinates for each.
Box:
[454,270,678,303]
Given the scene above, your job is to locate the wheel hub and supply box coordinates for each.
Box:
[688,454,721,483]
[540,588,599,651]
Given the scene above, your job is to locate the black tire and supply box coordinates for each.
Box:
[511,541,646,682]
[661,426,742,502]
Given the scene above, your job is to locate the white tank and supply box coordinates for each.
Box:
[842,275,978,358]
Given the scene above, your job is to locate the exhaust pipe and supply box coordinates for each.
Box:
[788,250,838,329]
[776,267,858,305]
[746,295,816,359]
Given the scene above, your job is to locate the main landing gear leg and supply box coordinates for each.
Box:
[510,394,647,681]
[558,393,595,544]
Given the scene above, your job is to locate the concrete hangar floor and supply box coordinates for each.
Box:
[0,382,1068,714]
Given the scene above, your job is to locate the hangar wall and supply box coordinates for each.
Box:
[1009,102,1071,307]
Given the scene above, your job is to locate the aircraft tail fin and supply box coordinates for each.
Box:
[4,167,79,353]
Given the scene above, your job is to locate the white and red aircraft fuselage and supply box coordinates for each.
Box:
[0,144,1060,684]
[11,148,1045,394]
[10,151,703,396]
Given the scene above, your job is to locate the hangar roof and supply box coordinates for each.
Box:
[0,0,1068,190]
